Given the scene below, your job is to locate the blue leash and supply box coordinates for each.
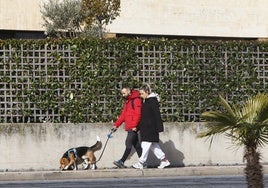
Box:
[96,128,116,162]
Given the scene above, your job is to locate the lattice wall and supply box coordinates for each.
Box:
[0,43,267,123]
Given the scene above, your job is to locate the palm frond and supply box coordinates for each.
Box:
[197,121,233,138]
[201,111,235,125]
[199,96,238,138]
[218,95,237,118]
[252,94,268,123]
[199,93,268,148]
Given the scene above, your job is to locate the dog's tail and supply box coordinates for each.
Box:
[91,136,102,152]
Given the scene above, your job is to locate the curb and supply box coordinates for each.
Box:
[0,165,267,181]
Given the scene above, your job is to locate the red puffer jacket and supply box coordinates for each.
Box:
[114,90,142,131]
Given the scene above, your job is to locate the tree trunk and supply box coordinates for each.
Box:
[244,145,264,188]
[96,19,103,39]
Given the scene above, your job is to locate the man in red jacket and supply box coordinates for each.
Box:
[112,86,142,168]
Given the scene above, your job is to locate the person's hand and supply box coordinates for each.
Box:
[132,127,137,132]
[111,126,117,133]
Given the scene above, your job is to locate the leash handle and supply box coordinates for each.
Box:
[107,128,116,138]
[111,127,117,133]
[107,132,113,138]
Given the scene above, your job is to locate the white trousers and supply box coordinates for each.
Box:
[139,141,165,164]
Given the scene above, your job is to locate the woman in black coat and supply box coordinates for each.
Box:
[132,84,170,169]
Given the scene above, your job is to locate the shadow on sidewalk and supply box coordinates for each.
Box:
[146,139,185,168]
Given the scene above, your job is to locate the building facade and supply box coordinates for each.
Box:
[107,0,268,39]
[0,0,268,39]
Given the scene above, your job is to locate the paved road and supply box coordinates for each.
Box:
[1,166,268,188]
[1,175,268,188]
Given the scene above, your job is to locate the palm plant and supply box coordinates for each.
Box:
[198,93,268,188]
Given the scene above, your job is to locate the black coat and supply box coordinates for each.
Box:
[139,96,163,142]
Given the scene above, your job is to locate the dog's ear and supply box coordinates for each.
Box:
[62,158,69,164]
[59,158,69,169]
[59,158,64,169]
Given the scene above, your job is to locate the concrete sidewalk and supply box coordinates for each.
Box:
[0,165,268,181]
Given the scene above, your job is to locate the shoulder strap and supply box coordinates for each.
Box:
[131,97,139,110]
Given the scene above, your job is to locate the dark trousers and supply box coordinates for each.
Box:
[120,130,142,163]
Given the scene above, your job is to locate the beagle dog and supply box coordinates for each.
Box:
[59,136,102,170]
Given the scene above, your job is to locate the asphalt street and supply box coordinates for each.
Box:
[0,165,268,182]
[0,175,260,188]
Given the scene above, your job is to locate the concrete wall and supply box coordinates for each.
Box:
[107,0,268,38]
[1,123,268,171]
[0,0,44,30]
[1,0,268,38]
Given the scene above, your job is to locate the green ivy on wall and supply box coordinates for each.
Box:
[0,38,267,123]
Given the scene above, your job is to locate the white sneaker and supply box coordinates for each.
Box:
[132,162,144,169]
[158,160,170,169]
